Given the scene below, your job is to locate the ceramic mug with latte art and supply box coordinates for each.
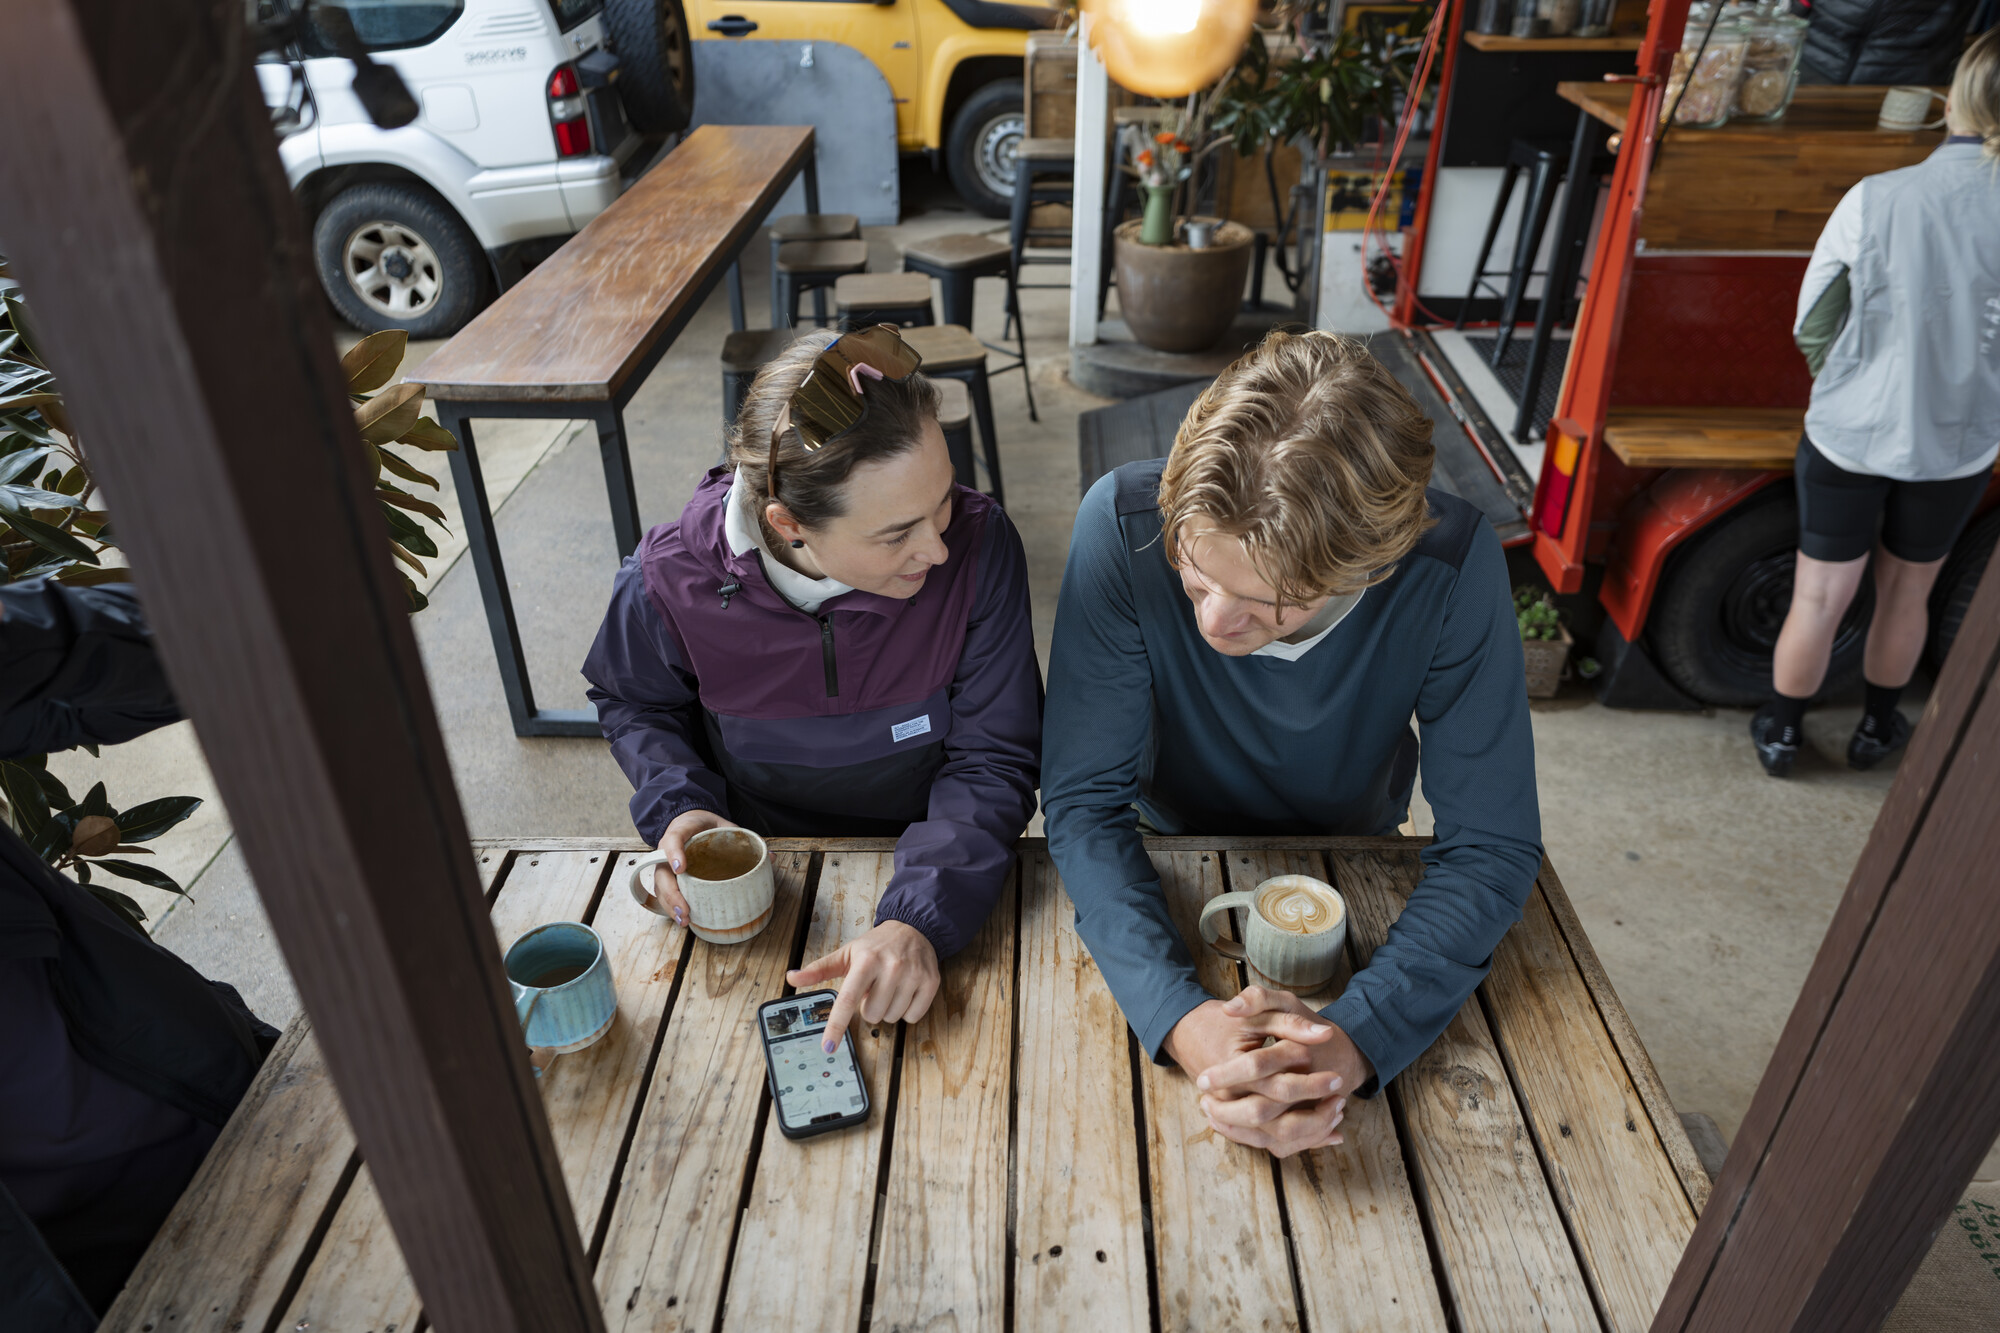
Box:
[1197,874,1348,990]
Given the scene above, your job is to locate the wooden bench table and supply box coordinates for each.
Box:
[105,836,1707,1333]
[412,124,817,738]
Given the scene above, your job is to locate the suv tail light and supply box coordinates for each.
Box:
[547,64,591,158]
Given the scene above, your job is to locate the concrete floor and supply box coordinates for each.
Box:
[56,160,1986,1177]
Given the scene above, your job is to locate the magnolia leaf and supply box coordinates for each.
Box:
[340,330,409,393]
[395,417,459,452]
[389,541,428,576]
[377,486,446,525]
[91,857,187,896]
[74,860,91,884]
[0,483,85,511]
[107,845,155,855]
[37,397,73,439]
[0,412,54,446]
[0,392,61,414]
[32,811,73,863]
[6,511,99,564]
[77,782,113,818]
[114,795,202,842]
[355,382,424,444]
[71,814,121,858]
[0,760,50,837]
[380,505,438,558]
[376,447,439,490]
[86,882,150,933]
[0,445,50,484]
[54,466,85,496]
[54,563,132,586]
[32,765,73,810]
[2,290,42,364]
[401,572,428,612]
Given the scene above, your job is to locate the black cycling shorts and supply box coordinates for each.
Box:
[1794,436,1989,564]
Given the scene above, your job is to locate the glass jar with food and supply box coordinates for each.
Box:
[1537,0,1581,38]
[1731,13,1808,121]
[1661,9,1752,130]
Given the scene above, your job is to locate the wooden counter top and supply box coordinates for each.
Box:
[1556,82,1947,249]
[1466,31,1643,52]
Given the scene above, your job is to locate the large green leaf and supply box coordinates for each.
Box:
[340,329,409,393]
[378,483,446,525]
[0,445,50,485]
[379,503,439,558]
[32,765,73,811]
[77,781,113,818]
[91,857,187,896]
[53,564,131,587]
[376,447,439,490]
[32,810,74,863]
[86,882,150,934]
[0,413,55,446]
[5,511,98,564]
[396,417,460,452]
[400,572,428,612]
[0,482,84,512]
[0,759,50,837]
[2,290,42,364]
[114,795,203,843]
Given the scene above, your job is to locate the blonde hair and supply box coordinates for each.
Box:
[1951,26,2000,164]
[1157,329,1436,608]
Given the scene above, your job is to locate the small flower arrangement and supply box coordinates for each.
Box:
[1134,126,1194,191]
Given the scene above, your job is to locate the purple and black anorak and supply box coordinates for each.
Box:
[583,469,1041,957]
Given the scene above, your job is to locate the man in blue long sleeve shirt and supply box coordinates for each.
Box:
[1042,331,1543,1157]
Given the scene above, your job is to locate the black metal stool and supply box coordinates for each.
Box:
[936,378,977,490]
[902,324,1003,506]
[900,232,1037,423]
[769,213,860,326]
[774,239,868,328]
[1009,138,1074,295]
[834,272,937,329]
[720,327,797,431]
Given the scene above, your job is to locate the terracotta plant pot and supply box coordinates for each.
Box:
[1113,218,1256,354]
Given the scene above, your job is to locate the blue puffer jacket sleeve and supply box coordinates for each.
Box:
[874,509,1043,957]
[582,558,732,845]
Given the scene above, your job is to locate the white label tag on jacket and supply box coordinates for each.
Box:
[891,714,932,743]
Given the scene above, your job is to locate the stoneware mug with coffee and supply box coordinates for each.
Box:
[627,826,777,945]
[1878,85,1948,131]
[503,920,617,1075]
[1198,874,1348,990]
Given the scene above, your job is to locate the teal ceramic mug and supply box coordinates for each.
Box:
[503,921,616,1075]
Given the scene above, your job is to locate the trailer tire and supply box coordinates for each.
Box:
[946,78,1025,218]
[1650,490,1873,707]
[1926,508,2000,673]
[604,0,695,135]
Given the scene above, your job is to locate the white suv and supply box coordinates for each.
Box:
[260,0,694,336]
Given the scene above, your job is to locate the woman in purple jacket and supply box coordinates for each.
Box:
[584,327,1041,1046]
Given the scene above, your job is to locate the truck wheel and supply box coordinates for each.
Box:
[604,0,695,135]
[947,78,1025,218]
[1650,491,1873,707]
[313,183,487,338]
[1926,508,2000,672]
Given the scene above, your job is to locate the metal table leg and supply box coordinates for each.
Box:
[593,402,643,559]
[727,260,745,332]
[436,404,599,737]
[1514,109,1606,443]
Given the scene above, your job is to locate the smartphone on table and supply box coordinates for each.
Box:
[757,989,870,1140]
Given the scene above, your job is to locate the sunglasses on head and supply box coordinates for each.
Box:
[768,325,925,501]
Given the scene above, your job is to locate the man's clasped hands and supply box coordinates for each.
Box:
[1163,986,1377,1159]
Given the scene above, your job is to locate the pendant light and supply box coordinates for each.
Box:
[1080,0,1261,99]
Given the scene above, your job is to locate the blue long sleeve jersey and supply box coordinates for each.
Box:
[1041,462,1544,1091]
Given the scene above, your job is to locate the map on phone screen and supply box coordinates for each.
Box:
[764,995,864,1130]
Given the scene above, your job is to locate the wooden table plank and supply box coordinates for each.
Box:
[594,851,810,1332]
[722,853,897,1333]
[281,849,610,1333]
[412,125,812,403]
[100,1021,359,1333]
[1481,888,1697,1333]
[1222,851,1447,1333]
[1012,848,1150,1331]
[1143,850,1302,1333]
[870,867,1019,1332]
[1331,850,1600,1333]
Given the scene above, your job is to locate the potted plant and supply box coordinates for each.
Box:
[1516,585,1571,699]
[1113,117,1260,353]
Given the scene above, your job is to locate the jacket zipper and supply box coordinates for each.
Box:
[818,615,838,697]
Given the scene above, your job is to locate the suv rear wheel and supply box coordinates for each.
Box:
[604,0,695,135]
[1650,490,1873,706]
[314,182,486,338]
[1926,507,2000,672]
[947,78,1025,218]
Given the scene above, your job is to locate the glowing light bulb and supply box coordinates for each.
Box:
[1083,0,1258,99]
[1133,0,1202,36]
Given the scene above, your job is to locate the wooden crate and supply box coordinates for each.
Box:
[1026,32,1078,141]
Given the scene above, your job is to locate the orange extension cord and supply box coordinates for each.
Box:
[1360,0,1460,326]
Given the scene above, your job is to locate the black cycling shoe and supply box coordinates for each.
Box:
[1848,709,1912,771]
[1750,704,1799,778]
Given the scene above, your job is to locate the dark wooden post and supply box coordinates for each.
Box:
[0,4,604,1329]
[1653,567,2000,1326]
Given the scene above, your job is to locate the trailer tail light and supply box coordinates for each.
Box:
[1538,428,1582,538]
[547,64,591,158]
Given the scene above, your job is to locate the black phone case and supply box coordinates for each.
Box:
[758,990,871,1140]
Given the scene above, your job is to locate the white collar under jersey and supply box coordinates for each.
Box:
[1250,589,1366,661]
[724,469,854,616]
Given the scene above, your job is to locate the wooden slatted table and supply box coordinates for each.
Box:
[411,124,817,738]
[105,837,1708,1333]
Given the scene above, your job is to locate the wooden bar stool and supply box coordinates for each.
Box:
[770,213,860,326]
[903,323,1003,506]
[900,231,1037,423]
[1008,138,1074,295]
[833,272,936,329]
[936,378,977,490]
[719,326,797,430]
[774,239,868,328]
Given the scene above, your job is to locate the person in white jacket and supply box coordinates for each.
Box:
[1752,28,2000,778]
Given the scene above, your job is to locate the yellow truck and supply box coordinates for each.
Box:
[687,0,1059,215]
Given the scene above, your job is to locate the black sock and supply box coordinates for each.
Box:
[1767,692,1807,745]
[1860,680,1906,738]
